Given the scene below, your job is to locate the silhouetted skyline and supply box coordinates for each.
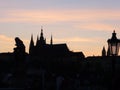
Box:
[0,29,120,89]
[0,0,120,56]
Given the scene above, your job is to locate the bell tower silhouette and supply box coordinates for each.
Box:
[102,46,106,56]
[29,34,34,54]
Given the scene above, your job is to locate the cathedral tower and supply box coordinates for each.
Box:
[102,46,106,56]
[36,28,46,47]
[36,35,39,46]
[29,34,34,54]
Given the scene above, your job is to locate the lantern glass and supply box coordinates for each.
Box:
[111,44,116,55]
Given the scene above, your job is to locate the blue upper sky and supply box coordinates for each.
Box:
[1,0,120,10]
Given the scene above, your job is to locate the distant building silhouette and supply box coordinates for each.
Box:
[29,28,85,58]
[102,46,106,56]
[107,30,120,56]
[29,34,34,55]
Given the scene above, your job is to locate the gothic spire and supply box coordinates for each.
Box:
[40,27,44,41]
[39,27,46,45]
[30,34,34,46]
[41,28,43,37]
[102,46,106,56]
[29,34,34,54]
[36,35,39,46]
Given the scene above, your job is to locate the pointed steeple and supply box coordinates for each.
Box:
[102,46,106,56]
[40,27,44,41]
[50,35,53,45]
[36,35,39,46]
[29,34,34,54]
[39,27,46,45]
[40,27,43,38]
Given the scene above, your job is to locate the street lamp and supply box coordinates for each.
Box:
[107,30,120,56]
[107,30,120,89]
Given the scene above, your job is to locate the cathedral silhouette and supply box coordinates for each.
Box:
[29,28,85,59]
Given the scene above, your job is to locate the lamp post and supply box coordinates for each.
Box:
[107,30,120,89]
[107,30,120,73]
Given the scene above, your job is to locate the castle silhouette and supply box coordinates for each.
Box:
[29,28,85,59]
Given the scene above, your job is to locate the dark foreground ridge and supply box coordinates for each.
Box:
[0,30,120,90]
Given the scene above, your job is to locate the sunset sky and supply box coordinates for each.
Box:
[0,0,120,56]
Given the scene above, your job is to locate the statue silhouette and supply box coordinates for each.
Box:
[13,37,26,87]
[14,37,25,55]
